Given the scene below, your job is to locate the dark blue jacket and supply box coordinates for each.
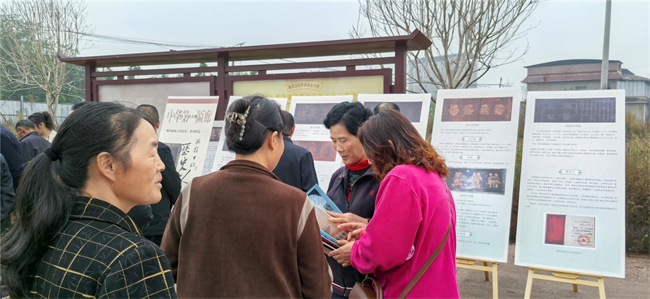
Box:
[0,154,15,222]
[19,131,50,165]
[0,127,23,190]
[272,137,318,192]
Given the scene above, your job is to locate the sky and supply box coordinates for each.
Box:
[75,0,650,88]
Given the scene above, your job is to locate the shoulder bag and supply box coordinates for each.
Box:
[349,185,452,299]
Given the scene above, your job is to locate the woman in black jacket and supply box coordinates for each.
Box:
[324,102,380,298]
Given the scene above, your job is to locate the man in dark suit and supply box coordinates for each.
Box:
[15,120,50,165]
[1,127,23,190]
[273,111,318,192]
[1,154,15,230]
[136,104,181,246]
[373,102,401,114]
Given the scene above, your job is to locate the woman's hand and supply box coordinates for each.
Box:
[329,240,355,267]
[337,222,367,241]
[327,211,368,225]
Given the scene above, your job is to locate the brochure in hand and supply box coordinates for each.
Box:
[308,184,347,248]
[313,203,347,240]
[321,230,340,250]
[307,185,342,214]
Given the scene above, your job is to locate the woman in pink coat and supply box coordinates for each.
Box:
[329,109,459,299]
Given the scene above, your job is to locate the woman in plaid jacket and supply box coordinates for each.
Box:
[1,102,177,299]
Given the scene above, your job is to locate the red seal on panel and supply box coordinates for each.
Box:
[577,234,591,246]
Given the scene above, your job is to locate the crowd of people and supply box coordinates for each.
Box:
[0,95,459,298]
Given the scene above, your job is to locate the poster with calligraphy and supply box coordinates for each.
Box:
[515,90,625,278]
[358,93,431,138]
[158,96,219,186]
[210,96,288,173]
[431,88,521,263]
[289,96,350,191]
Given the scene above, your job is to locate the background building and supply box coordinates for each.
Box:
[523,59,649,122]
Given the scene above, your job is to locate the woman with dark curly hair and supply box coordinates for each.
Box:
[329,109,459,299]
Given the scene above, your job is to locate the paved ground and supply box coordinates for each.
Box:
[457,244,650,299]
[2,243,645,299]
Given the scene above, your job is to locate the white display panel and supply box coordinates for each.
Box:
[515,90,625,278]
[431,88,521,263]
[158,96,218,186]
[289,96,352,190]
[203,120,224,175]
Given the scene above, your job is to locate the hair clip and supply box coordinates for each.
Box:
[239,105,251,140]
[227,105,252,141]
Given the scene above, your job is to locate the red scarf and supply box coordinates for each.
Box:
[345,160,371,202]
[346,159,370,172]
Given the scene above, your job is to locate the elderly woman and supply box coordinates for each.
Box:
[329,109,459,299]
[162,96,331,298]
[323,101,380,298]
[1,102,176,298]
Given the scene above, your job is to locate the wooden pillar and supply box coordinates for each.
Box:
[84,62,96,102]
[216,53,229,120]
[394,41,407,93]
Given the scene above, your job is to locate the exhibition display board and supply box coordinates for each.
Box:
[358,93,432,138]
[431,88,522,263]
[203,121,224,175]
[97,81,211,123]
[289,95,352,190]
[232,75,385,104]
[515,90,626,278]
[158,96,219,186]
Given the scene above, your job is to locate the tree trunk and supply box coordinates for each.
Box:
[45,92,59,127]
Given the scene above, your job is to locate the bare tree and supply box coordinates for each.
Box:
[0,0,90,124]
[351,0,538,96]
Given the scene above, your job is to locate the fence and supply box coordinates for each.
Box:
[0,100,73,124]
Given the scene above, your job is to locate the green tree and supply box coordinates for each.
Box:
[196,62,208,77]
[0,0,90,122]
[126,66,142,80]
[96,67,115,81]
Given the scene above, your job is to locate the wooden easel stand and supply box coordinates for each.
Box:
[456,258,499,299]
[524,267,606,299]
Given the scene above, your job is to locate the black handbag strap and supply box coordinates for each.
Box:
[398,184,451,299]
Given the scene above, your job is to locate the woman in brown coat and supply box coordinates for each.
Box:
[162,96,331,298]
